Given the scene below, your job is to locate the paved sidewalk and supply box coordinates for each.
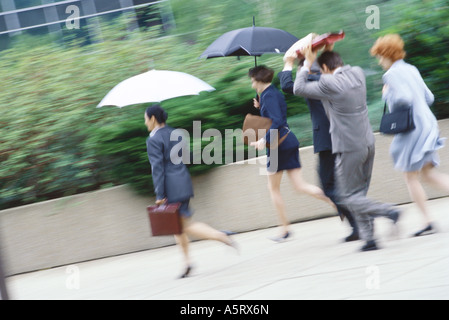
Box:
[5,197,449,300]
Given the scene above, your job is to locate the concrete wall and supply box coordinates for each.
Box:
[1,119,449,276]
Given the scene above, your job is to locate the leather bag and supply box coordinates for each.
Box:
[147,203,182,236]
[242,114,290,148]
[379,102,415,135]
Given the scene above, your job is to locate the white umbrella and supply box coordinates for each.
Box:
[97,69,215,108]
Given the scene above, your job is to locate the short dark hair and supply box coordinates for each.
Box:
[317,51,344,71]
[145,104,168,123]
[248,65,274,83]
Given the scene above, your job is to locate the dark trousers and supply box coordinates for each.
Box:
[318,150,359,234]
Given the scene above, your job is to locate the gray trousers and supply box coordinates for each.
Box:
[335,145,395,241]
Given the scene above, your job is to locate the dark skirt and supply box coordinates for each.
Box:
[267,147,301,173]
[177,200,193,218]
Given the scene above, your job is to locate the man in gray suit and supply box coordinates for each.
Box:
[293,49,400,251]
[278,58,359,242]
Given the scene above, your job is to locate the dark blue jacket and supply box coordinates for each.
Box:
[278,70,332,153]
[259,85,300,151]
[146,126,194,203]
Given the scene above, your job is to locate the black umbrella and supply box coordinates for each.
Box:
[200,17,298,66]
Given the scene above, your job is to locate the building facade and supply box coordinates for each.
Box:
[0,0,174,40]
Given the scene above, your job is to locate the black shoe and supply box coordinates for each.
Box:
[178,265,192,279]
[389,210,400,224]
[388,210,401,237]
[344,232,360,242]
[413,224,435,237]
[269,231,291,243]
[360,240,378,252]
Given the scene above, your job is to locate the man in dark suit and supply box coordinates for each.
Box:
[278,56,359,242]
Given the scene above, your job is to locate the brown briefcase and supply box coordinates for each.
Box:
[242,114,272,145]
[242,113,290,148]
[147,203,182,236]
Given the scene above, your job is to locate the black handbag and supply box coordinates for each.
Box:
[379,102,415,135]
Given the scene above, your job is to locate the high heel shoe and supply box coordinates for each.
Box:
[413,224,435,237]
[178,265,192,279]
[269,231,291,243]
[221,230,239,250]
[221,230,237,236]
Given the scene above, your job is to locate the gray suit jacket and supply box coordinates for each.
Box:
[278,70,332,153]
[293,65,374,153]
[146,126,194,203]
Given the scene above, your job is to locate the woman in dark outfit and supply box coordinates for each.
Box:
[145,105,236,278]
[248,66,334,242]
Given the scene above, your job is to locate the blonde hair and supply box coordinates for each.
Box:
[370,34,406,61]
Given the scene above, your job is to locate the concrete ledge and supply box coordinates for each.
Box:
[1,119,449,276]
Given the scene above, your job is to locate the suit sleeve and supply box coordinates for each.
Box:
[278,71,294,94]
[424,82,434,106]
[293,67,341,100]
[147,138,166,201]
[413,66,434,106]
[382,69,414,110]
[261,93,284,144]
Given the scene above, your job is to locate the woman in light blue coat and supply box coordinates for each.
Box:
[371,34,449,236]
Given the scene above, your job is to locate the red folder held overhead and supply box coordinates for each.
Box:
[296,31,345,58]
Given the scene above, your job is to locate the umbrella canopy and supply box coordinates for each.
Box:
[200,26,298,63]
[97,69,215,108]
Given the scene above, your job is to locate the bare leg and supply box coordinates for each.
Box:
[404,170,432,225]
[287,168,336,209]
[421,163,449,191]
[174,232,190,267]
[174,217,235,278]
[174,231,191,278]
[267,171,289,235]
[183,219,232,246]
[412,163,449,235]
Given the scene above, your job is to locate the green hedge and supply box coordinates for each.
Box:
[1,0,448,210]
[378,0,449,119]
